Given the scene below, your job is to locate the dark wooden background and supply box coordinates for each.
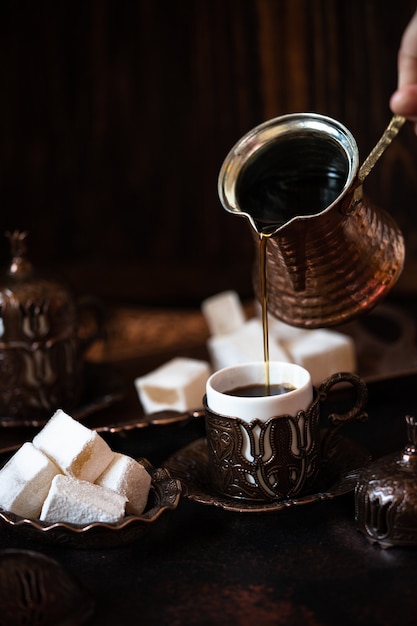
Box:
[1,0,417,308]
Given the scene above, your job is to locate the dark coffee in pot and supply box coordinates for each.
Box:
[237,137,349,233]
[224,382,296,398]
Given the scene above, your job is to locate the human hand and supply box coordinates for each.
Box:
[390,9,417,132]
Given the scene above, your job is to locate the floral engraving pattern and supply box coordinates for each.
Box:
[205,399,321,501]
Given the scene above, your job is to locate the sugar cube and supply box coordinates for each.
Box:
[135,357,211,414]
[201,290,246,336]
[40,474,127,524]
[0,442,61,518]
[33,409,114,482]
[96,453,152,515]
[257,307,310,345]
[287,329,357,386]
[207,318,290,370]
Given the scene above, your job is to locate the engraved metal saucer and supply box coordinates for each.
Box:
[165,432,370,513]
[0,459,181,549]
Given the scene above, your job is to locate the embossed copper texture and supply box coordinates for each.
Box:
[204,399,321,501]
[0,550,94,625]
[355,415,417,549]
[165,435,371,513]
[204,372,368,502]
[218,113,405,328]
[0,232,103,422]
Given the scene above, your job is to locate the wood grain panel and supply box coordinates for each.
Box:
[0,1,416,305]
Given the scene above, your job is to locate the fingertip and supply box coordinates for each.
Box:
[390,90,404,109]
[390,86,417,118]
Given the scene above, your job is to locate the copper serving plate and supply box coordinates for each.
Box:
[0,459,181,549]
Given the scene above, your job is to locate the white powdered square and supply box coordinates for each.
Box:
[96,453,152,515]
[0,442,61,518]
[33,409,114,482]
[135,357,210,414]
[40,474,127,524]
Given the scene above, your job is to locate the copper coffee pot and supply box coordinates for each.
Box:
[218,113,405,328]
[0,231,104,425]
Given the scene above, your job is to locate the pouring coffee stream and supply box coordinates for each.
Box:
[218,113,407,391]
[259,233,270,392]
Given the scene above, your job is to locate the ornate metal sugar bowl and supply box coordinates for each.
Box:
[0,231,102,425]
[355,415,417,548]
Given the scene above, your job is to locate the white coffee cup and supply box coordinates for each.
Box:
[205,361,313,423]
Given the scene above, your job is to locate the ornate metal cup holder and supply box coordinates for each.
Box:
[203,372,368,503]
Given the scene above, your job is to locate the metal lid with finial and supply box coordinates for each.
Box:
[0,231,77,344]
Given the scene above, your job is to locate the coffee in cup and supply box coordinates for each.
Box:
[224,382,296,397]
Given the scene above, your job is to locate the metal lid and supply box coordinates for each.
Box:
[355,415,417,548]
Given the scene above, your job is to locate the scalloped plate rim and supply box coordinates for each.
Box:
[0,461,182,546]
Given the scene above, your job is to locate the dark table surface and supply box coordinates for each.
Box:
[1,357,417,626]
